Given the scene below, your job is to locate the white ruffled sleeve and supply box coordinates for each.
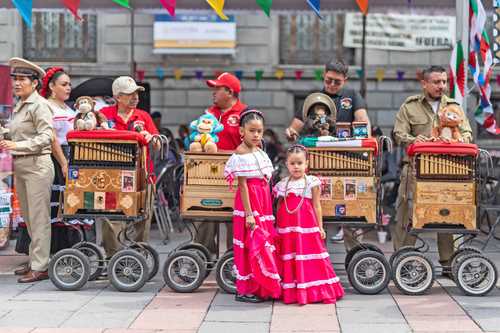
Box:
[224,154,240,186]
[308,175,322,191]
[273,178,287,198]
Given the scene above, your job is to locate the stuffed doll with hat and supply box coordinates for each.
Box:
[188,113,224,153]
[74,96,110,131]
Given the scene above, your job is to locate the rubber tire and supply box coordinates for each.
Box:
[389,246,418,272]
[177,243,212,279]
[215,251,236,294]
[393,251,435,296]
[344,243,383,270]
[108,249,149,292]
[347,250,391,295]
[49,248,91,291]
[163,250,206,293]
[450,246,482,280]
[72,242,105,281]
[130,243,160,282]
[453,253,498,296]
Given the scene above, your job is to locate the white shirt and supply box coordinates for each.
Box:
[48,100,76,145]
[224,149,274,182]
[429,100,440,114]
[273,175,321,199]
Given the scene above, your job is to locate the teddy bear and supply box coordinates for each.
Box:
[431,104,464,143]
[73,96,109,131]
[188,113,224,153]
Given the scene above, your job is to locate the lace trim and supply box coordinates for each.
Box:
[233,265,252,280]
[282,277,341,289]
[277,226,320,234]
[281,252,330,261]
[233,210,275,221]
[233,238,244,249]
[257,255,281,281]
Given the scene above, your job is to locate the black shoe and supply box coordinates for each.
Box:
[235,294,265,303]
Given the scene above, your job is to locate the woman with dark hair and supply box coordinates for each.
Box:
[1,58,54,283]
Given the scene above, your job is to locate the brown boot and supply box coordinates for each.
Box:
[14,263,30,276]
[18,270,49,283]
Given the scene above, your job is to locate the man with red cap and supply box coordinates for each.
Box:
[205,72,247,150]
[194,72,247,256]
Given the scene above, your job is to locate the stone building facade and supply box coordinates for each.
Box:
[0,6,498,146]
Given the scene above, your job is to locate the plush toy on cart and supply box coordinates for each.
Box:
[431,104,464,143]
[188,113,224,153]
[73,96,110,131]
[302,92,337,137]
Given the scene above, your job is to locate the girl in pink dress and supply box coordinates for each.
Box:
[224,110,281,303]
[274,145,344,305]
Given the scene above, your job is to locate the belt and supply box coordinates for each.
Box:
[13,153,49,160]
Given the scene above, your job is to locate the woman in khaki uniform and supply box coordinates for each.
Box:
[0,58,54,283]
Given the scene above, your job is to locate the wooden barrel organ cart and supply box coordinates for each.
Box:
[302,136,392,295]
[163,152,237,293]
[391,142,498,296]
[48,130,160,292]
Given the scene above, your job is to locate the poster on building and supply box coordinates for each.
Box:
[343,13,455,51]
[153,14,236,55]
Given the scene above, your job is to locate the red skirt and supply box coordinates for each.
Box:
[233,178,281,299]
[277,193,344,305]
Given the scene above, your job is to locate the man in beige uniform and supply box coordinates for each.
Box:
[393,65,472,273]
[1,58,54,283]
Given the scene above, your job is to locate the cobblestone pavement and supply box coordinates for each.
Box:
[0,224,499,333]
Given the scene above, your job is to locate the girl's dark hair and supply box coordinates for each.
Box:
[239,109,265,127]
[286,144,308,159]
[41,67,67,98]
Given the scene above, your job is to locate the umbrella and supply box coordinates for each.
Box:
[69,77,114,102]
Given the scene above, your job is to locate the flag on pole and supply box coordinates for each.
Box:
[306,0,322,19]
[256,0,272,17]
[112,0,130,8]
[449,40,466,106]
[11,0,32,27]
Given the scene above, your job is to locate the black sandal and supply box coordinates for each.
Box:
[235,294,265,303]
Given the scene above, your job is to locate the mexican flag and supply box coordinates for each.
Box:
[449,40,465,106]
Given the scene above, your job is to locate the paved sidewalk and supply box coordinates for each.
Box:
[0,225,499,333]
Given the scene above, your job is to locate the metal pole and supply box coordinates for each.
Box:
[360,14,367,99]
[456,0,469,113]
[130,5,135,77]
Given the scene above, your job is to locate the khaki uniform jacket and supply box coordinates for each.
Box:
[10,91,53,156]
[393,94,473,162]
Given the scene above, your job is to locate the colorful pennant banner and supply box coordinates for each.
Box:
[256,0,272,17]
[155,66,165,80]
[206,0,228,20]
[62,0,81,20]
[159,0,176,16]
[356,0,369,15]
[255,70,264,81]
[12,0,32,27]
[314,69,323,81]
[112,0,130,8]
[275,69,285,80]
[306,0,322,19]
[295,70,303,80]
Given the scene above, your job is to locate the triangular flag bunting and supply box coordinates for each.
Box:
[356,68,364,79]
[375,68,385,82]
[314,69,323,81]
[396,70,405,81]
[159,0,176,16]
[355,0,369,16]
[12,0,32,28]
[234,70,244,80]
[195,70,204,80]
[255,70,264,81]
[496,74,500,86]
[295,70,303,80]
[256,0,272,17]
[275,69,285,80]
[174,69,183,80]
[136,69,145,82]
[62,0,81,21]
[112,0,130,8]
[306,0,322,19]
[206,0,229,20]
[155,67,165,80]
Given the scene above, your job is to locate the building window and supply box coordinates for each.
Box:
[279,13,353,65]
[23,12,97,62]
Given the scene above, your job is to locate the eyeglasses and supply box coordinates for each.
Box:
[324,78,344,86]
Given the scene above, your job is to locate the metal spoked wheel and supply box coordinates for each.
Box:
[108,249,149,292]
[163,250,206,293]
[72,242,105,281]
[389,246,418,272]
[49,248,91,291]
[347,250,391,295]
[215,251,236,294]
[130,243,160,282]
[393,251,435,295]
[450,247,482,279]
[453,253,498,296]
[177,243,212,279]
[344,243,383,270]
